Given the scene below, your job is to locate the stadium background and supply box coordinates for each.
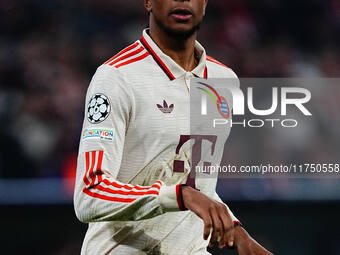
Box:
[1,0,340,254]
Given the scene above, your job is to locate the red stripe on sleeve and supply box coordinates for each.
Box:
[95,185,159,196]
[206,56,232,70]
[89,151,97,186]
[82,150,163,202]
[155,180,163,185]
[83,188,136,203]
[102,179,161,191]
[109,46,145,66]
[134,182,162,190]
[114,52,150,68]
[97,150,103,183]
[83,152,90,186]
[104,42,139,65]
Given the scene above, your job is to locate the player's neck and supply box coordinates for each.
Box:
[149,26,198,72]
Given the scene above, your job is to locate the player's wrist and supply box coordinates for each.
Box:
[181,185,202,210]
[180,185,194,208]
[234,224,250,246]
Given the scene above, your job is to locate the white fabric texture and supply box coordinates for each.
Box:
[74,29,239,255]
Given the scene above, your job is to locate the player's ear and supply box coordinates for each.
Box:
[144,0,152,13]
[203,0,208,16]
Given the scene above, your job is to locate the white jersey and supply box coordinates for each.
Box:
[74,29,239,255]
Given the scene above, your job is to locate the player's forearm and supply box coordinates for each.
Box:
[74,177,183,223]
[234,226,274,255]
[74,192,163,223]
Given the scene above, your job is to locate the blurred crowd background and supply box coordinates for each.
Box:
[1,0,340,254]
[2,0,340,179]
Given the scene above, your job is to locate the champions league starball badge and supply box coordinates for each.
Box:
[87,93,111,124]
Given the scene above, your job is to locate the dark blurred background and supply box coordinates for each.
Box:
[1,0,340,254]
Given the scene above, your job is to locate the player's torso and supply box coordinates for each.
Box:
[118,62,192,184]
[111,52,233,195]
[82,37,237,254]
[84,59,209,254]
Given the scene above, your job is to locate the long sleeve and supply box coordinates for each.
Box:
[73,65,180,223]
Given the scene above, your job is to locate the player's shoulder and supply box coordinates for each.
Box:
[89,40,153,91]
[101,40,151,74]
[206,55,238,78]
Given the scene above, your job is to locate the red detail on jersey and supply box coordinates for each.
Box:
[97,150,103,183]
[95,185,159,196]
[114,51,150,68]
[176,184,187,211]
[109,46,145,66]
[176,184,181,209]
[83,151,90,186]
[102,179,161,191]
[140,36,176,80]
[204,66,208,79]
[89,151,96,186]
[83,189,136,203]
[104,42,139,65]
[82,150,163,203]
[206,56,232,70]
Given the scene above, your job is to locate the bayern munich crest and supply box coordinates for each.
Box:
[87,93,111,124]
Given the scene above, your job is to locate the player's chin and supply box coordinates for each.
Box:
[166,23,199,38]
[171,22,192,31]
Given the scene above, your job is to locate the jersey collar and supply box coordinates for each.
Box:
[140,29,208,81]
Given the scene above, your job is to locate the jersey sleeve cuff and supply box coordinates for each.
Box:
[158,184,186,212]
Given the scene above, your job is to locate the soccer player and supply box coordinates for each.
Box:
[74,0,273,254]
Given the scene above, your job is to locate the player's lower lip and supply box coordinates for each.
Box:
[171,13,192,21]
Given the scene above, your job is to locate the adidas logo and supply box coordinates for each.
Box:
[157,100,174,114]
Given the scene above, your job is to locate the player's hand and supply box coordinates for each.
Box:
[182,186,234,249]
[234,225,273,255]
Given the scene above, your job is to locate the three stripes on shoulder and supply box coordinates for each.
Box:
[103,42,149,69]
[103,41,231,71]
